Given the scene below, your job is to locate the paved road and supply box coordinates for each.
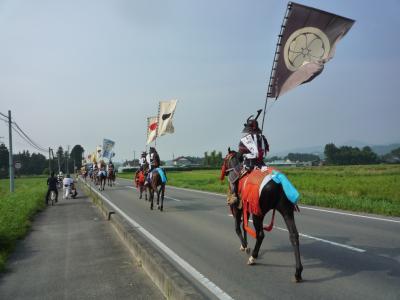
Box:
[90,178,400,300]
[0,189,164,300]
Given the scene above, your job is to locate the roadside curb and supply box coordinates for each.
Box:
[79,179,208,300]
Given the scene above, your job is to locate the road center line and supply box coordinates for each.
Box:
[228,214,366,253]
[165,196,181,202]
[274,226,366,253]
[124,186,181,202]
[85,180,232,300]
[155,183,399,224]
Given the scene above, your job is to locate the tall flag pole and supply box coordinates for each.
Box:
[261,2,292,131]
[261,2,355,131]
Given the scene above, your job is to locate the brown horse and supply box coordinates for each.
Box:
[221,150,303,282]
[148,169,166,211]
[135,170,147,200]
[107,168,115,187]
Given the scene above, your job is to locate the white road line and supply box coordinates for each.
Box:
[85,181,232,300]
[124,186,180,202]
[228,214,366,253]
[274,226,366,253]
[165,196,181,202]
[297,206,400,224]
[156,183,399,224]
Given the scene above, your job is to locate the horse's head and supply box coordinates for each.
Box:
[220,147,241,181]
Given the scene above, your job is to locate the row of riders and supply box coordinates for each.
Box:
[83,161,116,190]
[78,109,302,281]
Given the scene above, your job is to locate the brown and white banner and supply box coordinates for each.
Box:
[157,99,177,137]
[268,2,355,98]
[146,116,158,144]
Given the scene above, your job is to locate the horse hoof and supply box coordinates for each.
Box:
[292,276,303,283]
[160,207,163,211]
[247,256,256,265]
[240,245,251,254]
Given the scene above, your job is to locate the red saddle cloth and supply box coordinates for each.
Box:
[238,167,274,216]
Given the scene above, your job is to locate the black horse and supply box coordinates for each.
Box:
[148,170,166,211]
[222,150,303,282]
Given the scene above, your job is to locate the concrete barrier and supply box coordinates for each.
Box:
[79,179,208,300]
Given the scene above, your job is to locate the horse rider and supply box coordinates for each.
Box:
[108,161,114,173]
[145,147,160,184]
[139,151,147,171]
[136,151,148,178]
[238,109,269,172]
[227,109,269,205]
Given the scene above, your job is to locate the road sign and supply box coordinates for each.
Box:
[15,162,22,169]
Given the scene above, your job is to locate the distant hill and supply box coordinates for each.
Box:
[371,143,400,156]
[270,142,400,158]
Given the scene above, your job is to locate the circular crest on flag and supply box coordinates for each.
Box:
[284,27,330,72]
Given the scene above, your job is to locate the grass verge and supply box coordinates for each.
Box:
[0,177,46,271]
[119,165,400,216]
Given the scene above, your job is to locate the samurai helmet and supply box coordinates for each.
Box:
[149,147,156,153]
[141,151,147,157]
[242,109,262,134]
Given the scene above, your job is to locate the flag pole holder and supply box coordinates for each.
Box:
[261,2,292,132]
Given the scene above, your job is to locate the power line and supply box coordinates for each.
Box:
[12,121,47,152]
[11,124,47,153]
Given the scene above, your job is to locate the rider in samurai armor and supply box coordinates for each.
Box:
[145,147,161,184]
[238,109,269,171]
[228,109,269,205]
[138,151,148,171]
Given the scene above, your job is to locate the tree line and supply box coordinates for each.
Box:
[324,143,400,165]
[0,144,84,178]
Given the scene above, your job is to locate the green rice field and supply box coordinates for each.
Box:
[120,165,400,216]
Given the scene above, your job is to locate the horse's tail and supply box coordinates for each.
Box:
[263,209,276,232]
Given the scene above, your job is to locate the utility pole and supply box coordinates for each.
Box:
[133,150,136,165]
[57,151,61,174]
[66,145,70,174]
[48,147,52,175]
[8,110,14,192]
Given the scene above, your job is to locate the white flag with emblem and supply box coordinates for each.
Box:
[146,116,158,144]
[157,99,177,137]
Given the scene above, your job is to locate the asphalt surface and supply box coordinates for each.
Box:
[90,177,400,300]
[0,189,164,300]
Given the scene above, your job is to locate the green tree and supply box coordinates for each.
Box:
[324,143,339,165]
[56,146,65,172]
[70,145,85,169]
[0,143,9,178]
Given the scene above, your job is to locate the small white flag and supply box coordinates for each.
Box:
[146,116,158,144]
[157,99,177,137]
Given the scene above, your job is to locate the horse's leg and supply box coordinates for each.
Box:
[232,206,249,252]
[160,185,165,211]
[156,186,161,210]
[248,214,265,265]
[279,206,303,282]
[149,187,154,210]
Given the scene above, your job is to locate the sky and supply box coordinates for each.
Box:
[0,0,399,162]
